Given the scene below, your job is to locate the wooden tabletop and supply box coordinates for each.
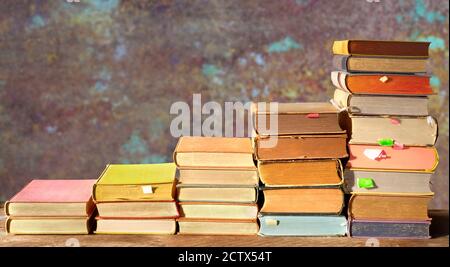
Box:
[1,208,448,247]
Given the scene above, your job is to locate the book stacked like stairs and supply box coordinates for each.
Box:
[5,179,96,234]
[174,136,259,235]
[93,163,178,234]
[331,40,438,238]
[252,103,348,236]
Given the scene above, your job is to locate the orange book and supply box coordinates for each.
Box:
[347,144,438,172]
[261,188,344,214]
[258,159,343,186]
[331,71,433,96]
[348,194,432,221]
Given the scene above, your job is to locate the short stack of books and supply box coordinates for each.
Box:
[174,136,259,235]
[93,163,178,234]
[252,103,348,236]
[331,40,438,238]
[5,179,95,234]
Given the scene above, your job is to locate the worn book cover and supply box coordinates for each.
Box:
[347,144,439,172]
[348,194,433,221]
[96,201,179,219]
[258,159,343,187]
[332,40,429,57]
[333,55,427,73]
[179,202,258,220]
[258,215,347,236]
[5,179,96,217]
[177,218,259,235]
[93,163,177,202]
[252,102,345,135]
[178,168,259,186]
[254,134,348,160]
[177,185,258,203]
[349,219,430,238]
[174,136,255,169]
[333,89,429,116]
[6,217,93,235]
[95,218,176,235]
[261,188,344,214]
[331,71,433,96]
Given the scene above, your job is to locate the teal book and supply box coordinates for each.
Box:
[258,215,347,236]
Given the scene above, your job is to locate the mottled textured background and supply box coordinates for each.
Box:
[0,0,448,208]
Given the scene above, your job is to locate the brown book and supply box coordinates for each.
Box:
[333,55,427,73]
[333,40,429,57]
[331,71,433,96]
[348,194,432,221]
[258,159,343,187]
[254,134,348,160]
[261,188,344,214]
[174,136,255,169]
[252,102,345,135]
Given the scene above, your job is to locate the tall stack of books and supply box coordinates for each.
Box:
[331,40,438,238]
[93,163,178,234]
[252,103,348,236]
[174,136,259,235]
[5,179,95,234]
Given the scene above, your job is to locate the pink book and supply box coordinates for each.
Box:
[347,144,438,172]
[5,179,96,217]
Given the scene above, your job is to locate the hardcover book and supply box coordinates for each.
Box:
[348,194,433,221]
[347,144,439,172]
[258,215,347,236]
[260,188,344,214]
[331,71,433,96]
[349,219,430,238]
[252,102,345,135]
[179,202,258,220]
[6,217,92,234]
[93,163,177,202]
[344,169,432,194]
[178,168,259,186]
[258,159,343,187]
[254,134,348,160]
[174,136,255,169]
[333,55,427,73]
[95,218,176,234]
[5,179,96,217]
[177,218,259,235]
[348,115,438,146]
[177,185,258,203]
[333,89,429,116]
[332,40,430,57]
[96,201,179,219]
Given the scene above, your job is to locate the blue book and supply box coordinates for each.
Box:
[258,215,347,236]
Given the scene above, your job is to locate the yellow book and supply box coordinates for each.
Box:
[93,163,177,202]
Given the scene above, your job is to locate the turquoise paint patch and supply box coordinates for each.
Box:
[30,15,46,29]
[202,64,222,77]
[396,15,403,23]
[418,36,445,50]
[99,68,112,81]
[90,0,120,12]
[95,81,108,92]
[140,155,167,164]
[122,131,148,154]
[430,76,441,87]
[114,44,127,60]
[412,0,446,23]
[251,88,260,98]
[267,36,302,53]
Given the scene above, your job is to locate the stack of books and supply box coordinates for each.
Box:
[5,179,95,234]
[331,40,438,238]
[174,136,259,235]
[252,103,348,236]
[93,163,178,234]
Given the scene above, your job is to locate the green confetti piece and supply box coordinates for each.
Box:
[358,178,375,189]
[378,138,394,146]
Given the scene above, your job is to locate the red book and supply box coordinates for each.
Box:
[5,179,96,217]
